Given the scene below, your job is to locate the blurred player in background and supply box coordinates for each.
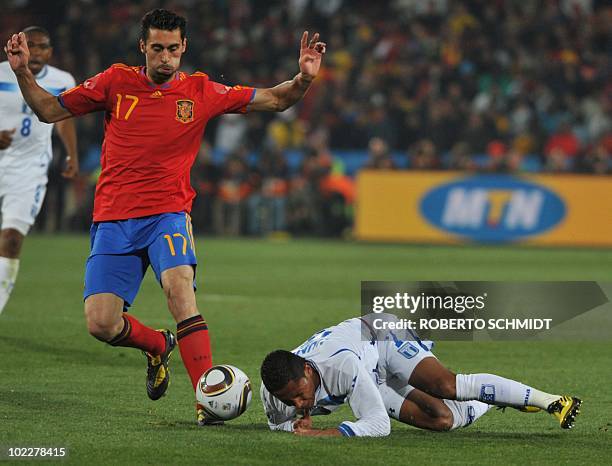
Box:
[0,26,78,316]
[261,317,582,437]
[4,8,325,425]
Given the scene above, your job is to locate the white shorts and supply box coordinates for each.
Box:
[378,378,416,420]
[0,171,47,235]
[375,331,437,420]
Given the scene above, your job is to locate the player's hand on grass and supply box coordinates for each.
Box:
[298,31,326,83]
[293,411,312,430]
[62,155,79,178]
[0,128,16,149]
[4,32,30,74]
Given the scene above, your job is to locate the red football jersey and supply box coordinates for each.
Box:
[59,64,255,221]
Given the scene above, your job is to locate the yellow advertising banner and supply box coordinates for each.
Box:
[356,171,612,247]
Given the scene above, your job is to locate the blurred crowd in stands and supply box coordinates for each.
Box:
[3,0,611,236]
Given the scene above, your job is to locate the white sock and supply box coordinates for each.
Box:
[443,399,492,430]
[0,257,19,314]
[456,373,559,410]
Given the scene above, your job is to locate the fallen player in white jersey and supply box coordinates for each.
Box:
[260,316,581,437]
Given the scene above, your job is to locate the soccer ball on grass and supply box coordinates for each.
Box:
[196,365,252,421]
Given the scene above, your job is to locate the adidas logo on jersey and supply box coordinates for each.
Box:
[150,90,163,98]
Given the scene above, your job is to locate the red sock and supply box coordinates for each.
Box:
[176,315,212,390]
[107,314,166,355]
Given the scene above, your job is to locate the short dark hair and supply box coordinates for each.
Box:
[23,26,51,41]
[140,9,187,42]
[261,350,307,393]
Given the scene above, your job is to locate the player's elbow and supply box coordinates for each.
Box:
[37,100,69,124]
[365,416,391,437]
[268,422,291,433]
[36,112,53,124]
[36,110,62,124]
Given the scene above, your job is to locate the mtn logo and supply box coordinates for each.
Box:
[420,176,566,242]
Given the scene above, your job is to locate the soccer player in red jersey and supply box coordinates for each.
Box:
[4,9,326,425]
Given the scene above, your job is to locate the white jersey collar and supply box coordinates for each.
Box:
[34,65,48,80]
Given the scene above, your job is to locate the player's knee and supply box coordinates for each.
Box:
[162,267,193,298]
[431,377,457,400]
[84,306,119,341]
[85,315,112,341]
[163,279,183,300]
[161,267,196,320]
[433,410,454,432]
[0,229,24,257]
[163,278,192,306]
[420,397,455,431]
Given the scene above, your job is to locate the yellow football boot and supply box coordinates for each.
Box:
[547,396,582,429]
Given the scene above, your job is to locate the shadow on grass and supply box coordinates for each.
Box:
[0,334,139,368]
[0,388,96,413]
[146,419,268,432]
[404,429,566,441]
[143,421,581,442]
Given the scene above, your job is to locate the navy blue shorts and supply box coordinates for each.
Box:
[84,212,197,308]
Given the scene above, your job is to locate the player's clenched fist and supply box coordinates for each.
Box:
[4,32,30,73]
[62,155,79,179]
[0,129,16,150]
[293,412,312,430]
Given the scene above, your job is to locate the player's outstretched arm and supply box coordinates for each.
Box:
[247,31,326,112]
[294,427,342,437]
[296,356,391,438]
[4,32,72,123]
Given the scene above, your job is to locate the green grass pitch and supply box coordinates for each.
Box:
[1,236,611,465]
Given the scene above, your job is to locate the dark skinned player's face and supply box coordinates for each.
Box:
[26,32,52,75]
[273,364,319,413]
[139,28,186,84]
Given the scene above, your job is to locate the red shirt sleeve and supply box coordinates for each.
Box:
[204,79,256,118]
[59,66,115,116]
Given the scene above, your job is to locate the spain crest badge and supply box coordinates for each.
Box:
[176,99,195,123]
